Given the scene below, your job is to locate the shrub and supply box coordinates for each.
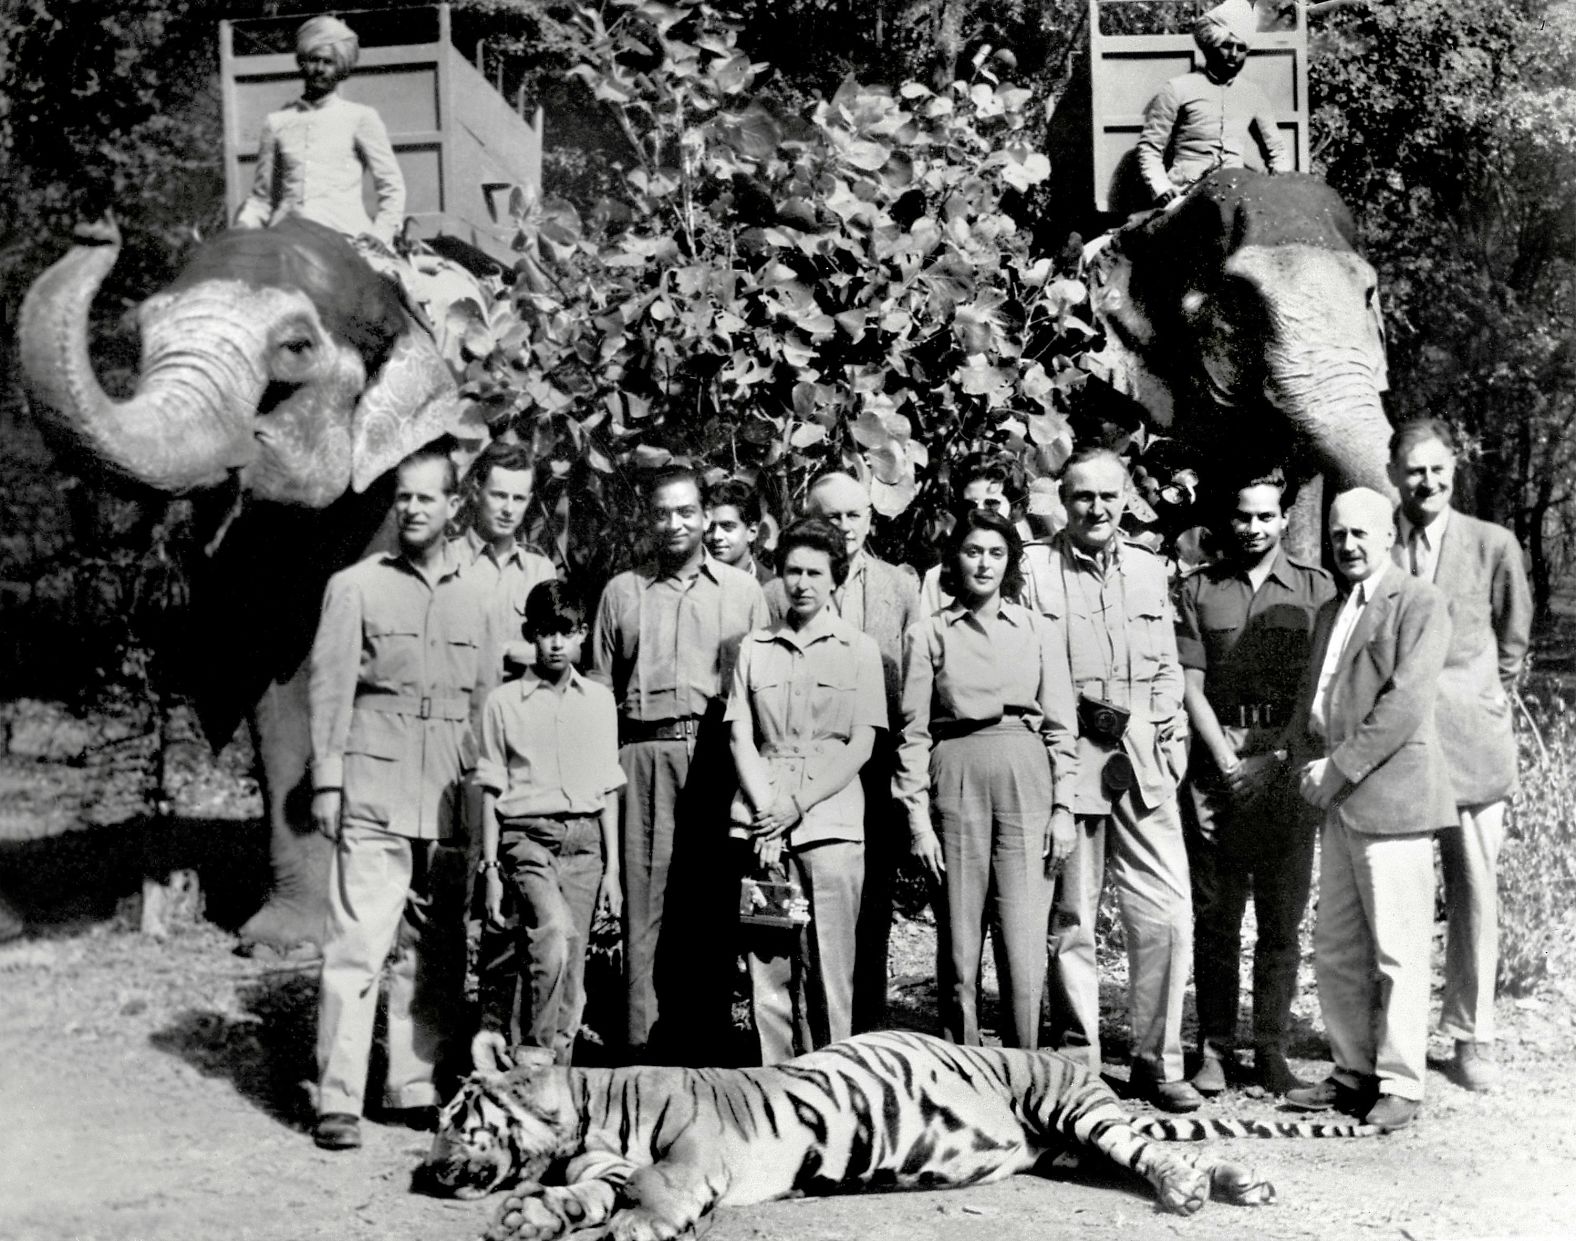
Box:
[1497,689,1576,995]
[448,0,1097,579]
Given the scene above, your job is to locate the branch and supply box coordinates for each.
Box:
[1308,0,1376,15]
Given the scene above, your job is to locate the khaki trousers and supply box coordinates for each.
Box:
[933,728,1055,1049]
[746,838,863,1064]
[1315,817,1435,1102]
[1437,800,1505,1044]
[618,738,690,1050]
[317,825,458,1116]
[1045,791,1192,1082]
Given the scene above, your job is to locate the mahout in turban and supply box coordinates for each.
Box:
[296,14,360,74]
[1193,0,1259,51]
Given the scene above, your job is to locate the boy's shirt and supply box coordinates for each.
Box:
[476,666,626,819]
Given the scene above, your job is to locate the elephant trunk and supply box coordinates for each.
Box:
[18,226,262,493]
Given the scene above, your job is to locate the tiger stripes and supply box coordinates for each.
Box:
[419,1030,1372,1241]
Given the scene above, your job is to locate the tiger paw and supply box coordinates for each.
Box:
[1155,1167,1212,1216]
[1209,1161,1276,1206]
[485,1194,570,1241]
[610,1206,690,1241]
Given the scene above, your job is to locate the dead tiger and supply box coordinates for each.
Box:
[417,1029,1379,1241]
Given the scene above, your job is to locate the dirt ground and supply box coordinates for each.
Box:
[4,909,1576,1241]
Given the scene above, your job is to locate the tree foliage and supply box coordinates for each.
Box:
[1311,0,1576,611]
[452,0,1100,576]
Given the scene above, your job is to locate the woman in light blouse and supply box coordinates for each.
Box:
[726,517,886,1064]
[235,15,406,249]
[896,507,1079,1048]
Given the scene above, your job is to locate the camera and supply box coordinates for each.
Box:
[1078,693,1131,746]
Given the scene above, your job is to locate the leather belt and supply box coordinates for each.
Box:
[931,706,1034,743]
[620,715,704,744]
[1223,703,1287,728]
[355,693,470,722]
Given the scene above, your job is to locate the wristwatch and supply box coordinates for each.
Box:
[478,860,501,875]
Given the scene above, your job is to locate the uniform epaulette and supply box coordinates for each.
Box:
[1283,552,1334,578]
[1119,536,1165,560]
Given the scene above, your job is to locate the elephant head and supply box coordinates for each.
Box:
[19,216,476,508]
[1086,169,1394,554]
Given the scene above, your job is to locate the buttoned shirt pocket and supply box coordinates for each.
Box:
[1130,597,1173,682]
[342,710,405,827]
[442,632,480,692]
[810,653,860,739]
[365,620,423,686]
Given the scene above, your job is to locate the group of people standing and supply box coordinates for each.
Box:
[248,4,1524,1160]
[301,415,1529,1153]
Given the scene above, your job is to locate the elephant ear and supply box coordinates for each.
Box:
[350,326,487,493]
[1083,244,1176,427]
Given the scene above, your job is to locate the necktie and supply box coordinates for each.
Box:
[1408,527,1424,578]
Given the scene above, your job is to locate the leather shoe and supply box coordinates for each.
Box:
[1363,1094,1420,1130]
[1190,1054,1228,1096]
[313,1112,362,1150]
[1256,1049,1309,1096]
[1284,1076,1368,1115]
[1453,1040,1500,1092]
[1133,1075,1204,1113]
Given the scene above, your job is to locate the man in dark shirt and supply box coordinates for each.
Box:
[1175,471,1334,1095]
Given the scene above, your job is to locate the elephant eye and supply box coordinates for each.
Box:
[281,337,313,354]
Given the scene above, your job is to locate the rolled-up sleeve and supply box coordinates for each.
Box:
[474,689,509,797]
[850,634,887,733]
[1174,575,1207,671]
[308,573,364,791]
[893,620,938,825]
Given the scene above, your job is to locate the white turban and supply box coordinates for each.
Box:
[1194,0,1259,51]
[296,15,360,72]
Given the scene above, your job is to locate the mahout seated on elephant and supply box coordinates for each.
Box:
[1084,167,1395,560]
[18,212,488,951]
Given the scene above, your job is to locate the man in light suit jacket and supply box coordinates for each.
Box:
[1285,487,1455,1130]
[1389,419,1532,1091]
[767,471,921,1030]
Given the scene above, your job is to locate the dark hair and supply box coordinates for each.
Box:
[938,508,1024,601]
[776,517,850,587]
[643,464,702,505]
[396,438,458,494]
[1389,418,1457,461]
[1229,467,1292,513]
[468,440,535,490]
[522,580,585,638]
[953,453,1012,507]
[704,478,763,525]
[1058,446,1127,498]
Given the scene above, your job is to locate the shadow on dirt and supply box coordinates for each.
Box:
[148,969,321,1130]
[0,813,270,936]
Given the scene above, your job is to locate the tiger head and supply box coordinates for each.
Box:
[414,1038,576,1200]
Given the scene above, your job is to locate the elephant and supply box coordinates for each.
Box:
[18,215,488,950]
[1085,168,1395,556]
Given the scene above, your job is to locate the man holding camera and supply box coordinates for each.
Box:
[1038,449,1200,1112]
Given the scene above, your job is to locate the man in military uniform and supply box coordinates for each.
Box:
[458,441,559,672]
[768,470,920,1031]
[308,442,495,1151]
[1037,448,1201,1112]
[591,465,769,1061]
[1176,471,1334,1096]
